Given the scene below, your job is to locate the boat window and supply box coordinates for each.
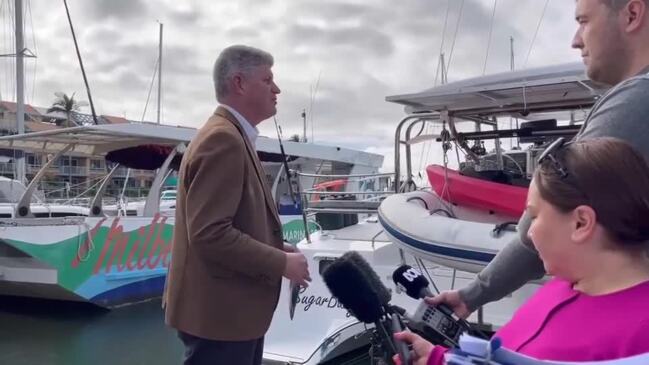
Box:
[161,191,177,200]
[33,212,85,218]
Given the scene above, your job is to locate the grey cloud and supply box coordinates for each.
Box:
[293,1,368,20]
[169,8,201,25]
[284,23,394,58]
[84,26,124,51]
[276,72,396,135]
[163,45,204,75]
[115,69,148,91]
[81,0,149,21]
[226,26,261,40]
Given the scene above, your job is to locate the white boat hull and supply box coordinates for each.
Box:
[264,219,539,363]
[378,190,520,273]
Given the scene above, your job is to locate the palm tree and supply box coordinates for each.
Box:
[47,92,88,127]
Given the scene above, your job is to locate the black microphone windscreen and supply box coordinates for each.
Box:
[345,251,392,305]
[392,265,430,299]
[322,253,384,323]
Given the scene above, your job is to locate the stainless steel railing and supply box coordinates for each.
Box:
[293,171,395,243]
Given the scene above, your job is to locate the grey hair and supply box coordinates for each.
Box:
[600,0,648,11]
[213,45,274,101]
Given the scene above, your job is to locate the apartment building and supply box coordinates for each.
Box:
[0,100,157,199]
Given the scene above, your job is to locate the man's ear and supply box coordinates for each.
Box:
[623,0,647,33]
[571,205,597,243]
[232,73,245,95]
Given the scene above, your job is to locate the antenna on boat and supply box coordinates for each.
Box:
[273,117,298,207]
[301,109,307,143]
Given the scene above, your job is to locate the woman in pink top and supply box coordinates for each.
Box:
[394,137,649,365]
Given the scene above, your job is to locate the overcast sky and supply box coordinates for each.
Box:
[0,0,581,172]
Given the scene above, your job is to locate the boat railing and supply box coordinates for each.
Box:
[293,171,395,242]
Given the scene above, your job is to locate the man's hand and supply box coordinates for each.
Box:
[425,290,471,319]
[283,241,299,253]
[392,331,434,365]
[283,252,311,287]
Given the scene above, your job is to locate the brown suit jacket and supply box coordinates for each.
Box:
[164,107,287,341]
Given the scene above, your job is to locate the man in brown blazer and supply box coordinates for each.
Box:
[164,45,311,365]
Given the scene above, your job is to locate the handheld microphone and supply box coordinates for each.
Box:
[323,252,411,364]
[392,265,489,342]
[393,265,456,317]
[393,265,435,298]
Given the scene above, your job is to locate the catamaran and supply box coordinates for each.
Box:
[0,122,382,307]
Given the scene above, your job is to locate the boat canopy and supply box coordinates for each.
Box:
[0,123,194,156]
[386,62,609,117]
[0,122,384,169]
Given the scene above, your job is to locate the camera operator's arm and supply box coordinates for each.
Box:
[434,211,546,316]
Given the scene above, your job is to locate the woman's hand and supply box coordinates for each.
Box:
[393,331,435,365]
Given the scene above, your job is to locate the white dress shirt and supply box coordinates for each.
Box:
[220,104,259,147]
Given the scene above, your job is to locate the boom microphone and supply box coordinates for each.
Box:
[322,252,384,323]
[346,251,392,305]
[323,252,412,364]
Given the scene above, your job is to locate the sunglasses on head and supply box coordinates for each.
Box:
[538,137,570,178]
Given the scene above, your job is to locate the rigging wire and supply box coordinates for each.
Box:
[433,0,451,86]
[416,123,429,175]
[524,0,550,68]
[9,0,15,101]
[141,56,159,122]
[27,0,37,103]
[445,0,465,78]
[309,70,321,143]
[3,0,17,101]
[0,0,5,101]
[482,0,498,75]
[62,0,99,124]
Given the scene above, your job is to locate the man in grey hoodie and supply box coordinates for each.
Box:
[429,0,649,318]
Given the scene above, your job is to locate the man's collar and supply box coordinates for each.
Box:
[220,104,259,144]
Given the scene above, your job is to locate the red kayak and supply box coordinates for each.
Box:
[426,164,527,218]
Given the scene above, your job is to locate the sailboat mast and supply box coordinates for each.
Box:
[15,0,25,183]
[157,22,163,124]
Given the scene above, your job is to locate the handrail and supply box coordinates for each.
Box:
[300,190,394,196]
[16,144,74,217]
[293,170,396,243]
[394,112,440,194]
[296,172,394,179]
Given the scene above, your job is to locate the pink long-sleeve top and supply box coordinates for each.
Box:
[428,279,649,364]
